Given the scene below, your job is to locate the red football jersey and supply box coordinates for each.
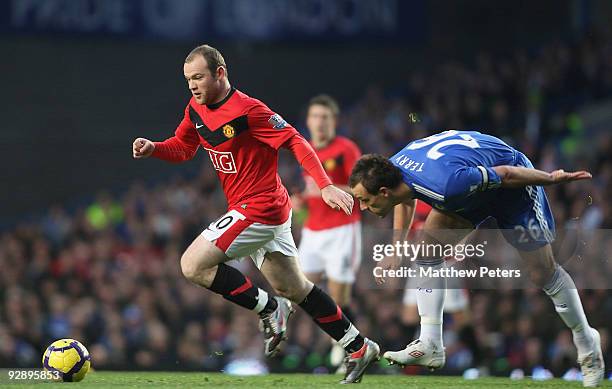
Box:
[304,136,361,230]
[153,88,324,225]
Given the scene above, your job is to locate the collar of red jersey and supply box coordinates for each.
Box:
[206,87,236,110]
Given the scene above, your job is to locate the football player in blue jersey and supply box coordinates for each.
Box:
[349,130,603,387]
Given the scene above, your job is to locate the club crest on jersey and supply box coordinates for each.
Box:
[268,113,287,129]
[223,124,235,138]
[324,158,337,171]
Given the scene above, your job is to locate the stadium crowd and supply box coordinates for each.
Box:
[1,33,611,377]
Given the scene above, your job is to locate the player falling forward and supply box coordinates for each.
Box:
[292,95,362,370]
[349,130,604,387]
[132,45,378,383]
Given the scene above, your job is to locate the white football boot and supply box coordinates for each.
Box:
[383,339,445,370]
[578,328,604,387]
[340,338,381,384]
[259,297,295,357]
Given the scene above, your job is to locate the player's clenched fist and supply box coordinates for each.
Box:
[133,138,155,159]
[321,185,354,215]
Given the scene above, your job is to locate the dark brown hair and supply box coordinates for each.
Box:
[308,94,340,117]
[185,44,228,78]
[349,154,403,194]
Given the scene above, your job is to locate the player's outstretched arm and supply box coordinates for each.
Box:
[133,138,155,159]
[135,105,200,163]
[493,165,592,188]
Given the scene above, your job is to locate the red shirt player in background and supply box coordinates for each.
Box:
[131,45,379,383]
[291,95,362,370]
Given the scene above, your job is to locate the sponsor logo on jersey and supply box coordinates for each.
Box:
[205,148,237,173]
[223,124,235,138]
[268,113,287,129]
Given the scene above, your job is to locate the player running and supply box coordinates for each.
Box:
[132,45,379,383]
[349,130,604,387]
[292,95,362,370]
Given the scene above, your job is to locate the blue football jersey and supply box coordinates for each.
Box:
[390,130,518,222]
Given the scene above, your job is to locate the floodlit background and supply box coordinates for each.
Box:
[1,0,611,377]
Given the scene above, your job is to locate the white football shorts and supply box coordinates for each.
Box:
[298,221,362,283]
[201,209,298,269]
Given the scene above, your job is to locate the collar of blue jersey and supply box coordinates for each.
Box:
[206,87,236,109]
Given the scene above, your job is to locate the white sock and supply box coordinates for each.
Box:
[543,266,593,356]
[416,260,445,349]
[573,328,594,358]
[254,288,269,313]
[419,323,443,348]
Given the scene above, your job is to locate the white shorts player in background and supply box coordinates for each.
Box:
[292,95,362,370]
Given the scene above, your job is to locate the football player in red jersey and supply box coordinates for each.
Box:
[292,95,362,370]
[132,45,379,383]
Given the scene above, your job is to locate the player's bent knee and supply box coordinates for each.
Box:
[526,261,556,287]
[180,260,218,288]
[520,247,557,288]
[529,268,555,288]
[180,251,216,284]
[180,253,201,282]
[273,281,312,302]
[180,235,227,285]
[273,285,299,301]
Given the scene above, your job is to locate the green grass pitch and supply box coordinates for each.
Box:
[3,372,610,388]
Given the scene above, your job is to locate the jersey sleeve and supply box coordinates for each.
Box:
[283,135,332,189]
[247,101,299,150]
[445,165,502,198]
[152,105,200,162]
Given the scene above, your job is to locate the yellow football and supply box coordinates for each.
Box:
[42,339,91,382]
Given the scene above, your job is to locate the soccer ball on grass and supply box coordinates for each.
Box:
[42,339,91,382]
